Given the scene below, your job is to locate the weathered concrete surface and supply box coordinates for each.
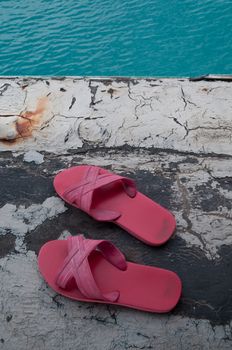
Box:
[0,77,232,350]
[0,77,232,155]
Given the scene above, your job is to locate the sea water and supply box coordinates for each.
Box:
[1,0,231,76]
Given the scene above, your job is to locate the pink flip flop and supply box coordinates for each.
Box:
[38,235,182,313]
[54,165,176,246]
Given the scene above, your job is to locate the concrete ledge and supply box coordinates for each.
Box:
[0,77,232,155]
[0,77,232,349]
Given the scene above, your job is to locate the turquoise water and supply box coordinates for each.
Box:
[1,0,232,77]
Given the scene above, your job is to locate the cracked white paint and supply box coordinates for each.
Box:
[0,77,232,349]
[23,150,44,164]
[0,115,18,140]
[0,250,231,350]
[0,197,67,252]
[173,169,232,259]
[0,78,231,155]
[1,149,231,259]
[55,151,232,260]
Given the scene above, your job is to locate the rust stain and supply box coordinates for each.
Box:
[16,96,48,138]
[0,97,48,144]
[107,88,118,99]
[0,139,16,146]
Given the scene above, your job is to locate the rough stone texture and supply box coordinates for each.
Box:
[0,77,232,350]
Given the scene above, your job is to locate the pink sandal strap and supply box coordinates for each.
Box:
[62,166,136,221]
[56,235,127,302]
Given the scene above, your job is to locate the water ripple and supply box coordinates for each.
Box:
[0,0,231,76]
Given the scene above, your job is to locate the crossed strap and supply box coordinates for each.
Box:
[62,166,137,221]
[56,235,127,302]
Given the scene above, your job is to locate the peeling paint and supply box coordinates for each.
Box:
[23,150,44,164]
[17,97,48,138]
[0,78,231,154]
[0,250,232,349]
[0,77,232,349]
[0,197,67,253]
[0,96,48,144]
